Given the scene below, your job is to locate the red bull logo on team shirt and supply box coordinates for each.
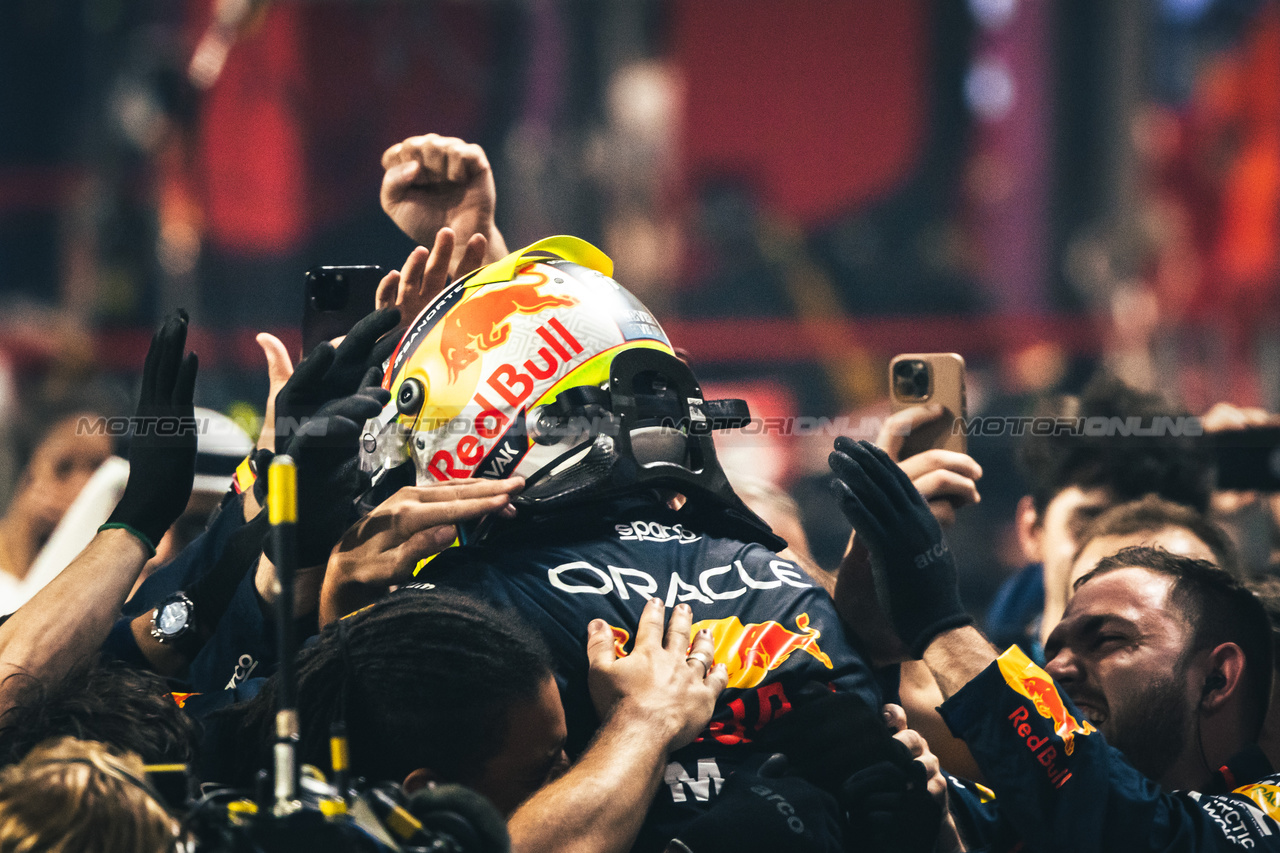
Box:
[998,646,1094,756]
[439,273,578,381]
[608,613,833,689]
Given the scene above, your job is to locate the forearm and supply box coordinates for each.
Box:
[921,626,998,699]
[128,512,270,675]
[0,529,148,696]
[937,647,1238,853]
[939,811,966,852]
[833,534,910,666]
[508,711,669,853]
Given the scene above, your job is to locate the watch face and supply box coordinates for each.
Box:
[157,600,189,635]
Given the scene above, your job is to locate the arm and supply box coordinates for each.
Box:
[0,529,148,707]
[507,599,726,853]
[124,511,269,677]
[0,312,198,707]
[935,646,1273,852]
[922,626,999,699]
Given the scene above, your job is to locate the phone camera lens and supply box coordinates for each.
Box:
[893,360,930,401]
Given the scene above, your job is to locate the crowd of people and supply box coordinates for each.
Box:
[0,131,1278,853]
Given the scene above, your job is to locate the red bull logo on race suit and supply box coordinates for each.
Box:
[609,613,833,689]
[997,646,1095,755]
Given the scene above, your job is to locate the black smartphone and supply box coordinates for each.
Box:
[302,265,386,355]
[1206,426,1280,491]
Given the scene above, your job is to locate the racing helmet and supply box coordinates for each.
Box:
[359,236,782,548]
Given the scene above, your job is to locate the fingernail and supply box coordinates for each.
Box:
[588,619,604,632]
[432,526,457,547]
[676,603,690,614]
[650,597,664,607]
[882,710,893,723]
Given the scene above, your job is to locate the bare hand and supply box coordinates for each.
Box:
[882,702,964,852]
[380,133,509,270]
[374,228,488,329]
[1202,402,1280,516]
[318,478,524,625]
[875,405,982,527]
[587,599,728,752]
[882,704,946,804]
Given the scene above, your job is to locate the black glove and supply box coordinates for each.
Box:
[828,437,972,657]
[105,310,199,551]
[280,378,390,567]
[753,684,943,853]
[839,752,942,853]
[670,753,844,853]
[756,684,911,793]
[274,307,400,454]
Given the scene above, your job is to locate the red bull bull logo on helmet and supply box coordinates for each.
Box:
[998,646,1095,756]
[440,272,578,381]
[608,613,833,689]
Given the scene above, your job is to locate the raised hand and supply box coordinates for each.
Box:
[105,311,199,551]
[829,438,973,657]
[380,133,509,270]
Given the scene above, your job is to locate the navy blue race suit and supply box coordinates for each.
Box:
[942,646,1280,852]
[424,493,883,851]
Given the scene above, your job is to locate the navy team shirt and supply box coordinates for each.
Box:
[424,493,882,849]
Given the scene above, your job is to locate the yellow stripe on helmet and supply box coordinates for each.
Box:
[461,235,614,288]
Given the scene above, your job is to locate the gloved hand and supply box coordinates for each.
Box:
[281,373,391,567]
[273,307,400,454]
[756,684,908,794]
[105,310,199,551]
[669,753,844,853]
[828,437,972,657]
[839,752,942,853]
[754,685,944,853]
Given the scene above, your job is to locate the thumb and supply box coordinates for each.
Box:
[381,159,420,204]
[586,619,619,672]
[257,333,295,390]
[257,333,294,453]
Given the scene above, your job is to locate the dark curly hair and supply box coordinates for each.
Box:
[221,588,554,788]
[0,659,196,767]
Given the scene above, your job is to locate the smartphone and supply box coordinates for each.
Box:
[889,353,967,458]
[302,265,386,355]
[1205,426,1280,491]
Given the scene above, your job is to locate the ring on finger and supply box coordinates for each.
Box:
[685,651,713,677]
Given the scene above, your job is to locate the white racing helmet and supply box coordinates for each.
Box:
[359,236,781,547]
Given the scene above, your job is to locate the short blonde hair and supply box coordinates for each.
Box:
[0,737,179,853]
